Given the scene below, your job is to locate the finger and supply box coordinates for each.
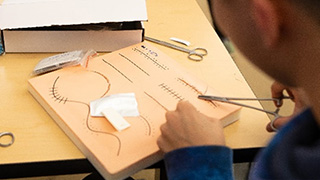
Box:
[165,111,182,131]
[266,122,276,132]
[266,120,282,132]
[159,123,171,139]
[157,124,169,152]
[165,110,175,122]
[157,124,177,153]
[271,82,285,97]
[157,136,170,153]
[271,82,286,107]
[266,116,292,132]
[285,89,294,100]
[176,100,196,112]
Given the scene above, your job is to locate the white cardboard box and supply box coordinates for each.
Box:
[0,0,147,53]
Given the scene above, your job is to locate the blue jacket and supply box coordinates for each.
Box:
[164,108,320,179]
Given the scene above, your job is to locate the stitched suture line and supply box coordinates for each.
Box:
[102,59,133,83]
[82,102,122,156]
[140,45,159,57]
[159,83,183,100]
[177,78,217,107]
[119,53,150,76]
[177,78,203,95]
[91,70,111,98]
[139,115,152,136]
[66,100,122,156]
[144,92,169,112]
[50,76,68,104]
[133,47,169,70]
[49,75,122,156]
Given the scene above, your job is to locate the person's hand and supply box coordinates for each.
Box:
[157,100,226,153]
[266,81,307,132]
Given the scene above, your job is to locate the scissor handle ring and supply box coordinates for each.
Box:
[188,48,208,61]
[0,132,15,147]
[270,114,281,132]
[188,53,203,61]
[193,47,208,56]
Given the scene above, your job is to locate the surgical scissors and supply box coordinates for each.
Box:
[145,36,208,61]
[0,132,15,147]
[198,95,292,131]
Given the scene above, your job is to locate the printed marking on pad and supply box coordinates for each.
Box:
[102,108,131,132]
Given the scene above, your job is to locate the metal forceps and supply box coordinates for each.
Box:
[0,132,15,147]
[198,95,292,131]
[145,36,208,61]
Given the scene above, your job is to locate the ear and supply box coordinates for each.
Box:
[252,0,280,48]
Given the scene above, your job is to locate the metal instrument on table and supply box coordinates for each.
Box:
[145,36,208,61]
[0,132,15,147]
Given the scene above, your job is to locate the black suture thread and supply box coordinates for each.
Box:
[133,48,169,70]
[119,53,150,76]
[102,59,133,83]
[159,83,183,100]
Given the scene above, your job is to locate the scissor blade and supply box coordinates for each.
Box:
[145,36,190,53]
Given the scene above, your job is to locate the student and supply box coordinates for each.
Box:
[157,0,320,179]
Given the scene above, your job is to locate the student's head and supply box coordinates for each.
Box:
[290,0,320,21]
[211,0,320,88]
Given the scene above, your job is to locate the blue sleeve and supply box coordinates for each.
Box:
[164,146,233,180]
